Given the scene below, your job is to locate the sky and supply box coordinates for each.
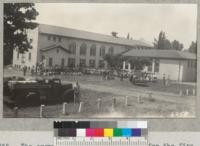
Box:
[35,3,197,49]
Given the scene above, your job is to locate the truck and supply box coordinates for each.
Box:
[129,71,157,86]
[3,77,75,107]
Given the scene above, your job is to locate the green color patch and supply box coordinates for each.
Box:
[113,128,122,137]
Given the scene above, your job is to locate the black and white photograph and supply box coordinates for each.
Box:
[3,3,197,118]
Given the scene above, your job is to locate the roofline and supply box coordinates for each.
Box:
[38,23,153,48]
[123,55,196,60]
[39,32,152,49]
[40,44,70,53]
[122,49,197,60]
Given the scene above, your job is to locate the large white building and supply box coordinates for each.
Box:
[12,24,197,82]
[12,23,152,70]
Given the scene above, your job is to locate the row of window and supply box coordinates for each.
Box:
[48,35,62,42]
[187,60,196,68]
[69,42,113,56]
[48,57,105,68]
[46,35,114,56]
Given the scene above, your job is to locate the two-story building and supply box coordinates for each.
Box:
[12,23,152,70]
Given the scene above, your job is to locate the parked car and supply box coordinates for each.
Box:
[129,71,147,85]
[4,77,74,107]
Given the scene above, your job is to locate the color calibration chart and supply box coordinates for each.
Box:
[54,121,148,146]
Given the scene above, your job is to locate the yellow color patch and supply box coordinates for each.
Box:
[104,128,113,137]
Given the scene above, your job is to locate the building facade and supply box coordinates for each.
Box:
[12,24,152,70]
[122,49,197,82]
[12,24,196,82]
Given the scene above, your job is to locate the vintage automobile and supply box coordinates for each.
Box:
[129,71,148,85]
[3,77,74,107]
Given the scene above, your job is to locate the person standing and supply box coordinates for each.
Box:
[163,73,166,86]
[74,81,81,103]
[23,66,27,76]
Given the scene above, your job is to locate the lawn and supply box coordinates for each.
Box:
[3,67,196,118]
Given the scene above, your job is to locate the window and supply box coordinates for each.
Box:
[80,59,86,67]
[49,58,53,66]
[100,46,105,56]
[61,58,65,67]
[154,59,160,72]
[58,37,62,42]
[99,60,105,68]
[89,59,95,68]
[90,44,96,56]
[56,48,59,53]
[191,61,193,68]
[68,58,75,67]
[69,42,76,54]
[28,52,31,60]
[41,55,45,61]
[53,36,56,41]
[148,62,152,72]
[108,47,114,55]
[80,43,87,55]
[17,50,20,59]
[48,35,51,40]
[195,61,197,68]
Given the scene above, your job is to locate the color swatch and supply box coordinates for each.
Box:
[54,121,147,138]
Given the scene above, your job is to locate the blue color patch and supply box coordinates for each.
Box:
[122,128,132,137]
[132,128,141,137]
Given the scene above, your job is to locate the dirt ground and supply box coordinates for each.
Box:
[3,67,196,118]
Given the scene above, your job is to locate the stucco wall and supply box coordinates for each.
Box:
[154,59,196,82]
[156,59,182,81]
[181,60,197,82]
[37,33,127,68]
[41,48,69,67]
[12,27,39,70]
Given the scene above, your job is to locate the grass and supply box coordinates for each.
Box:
[3,67,196,118]
[3,88,195,118]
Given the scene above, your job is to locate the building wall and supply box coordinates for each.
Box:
[181,60,197,82]
[155,59,182,81]
[154,59,196,82]
[12,27,39,70]
[41,48,69,67]
[37,33,128,68]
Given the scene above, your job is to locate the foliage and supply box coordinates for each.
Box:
[103,54,123,70]
[103,54,151,71]
[4,3,39,65]
[153,31,165,49]
[171,40,183,51]
[154,31,183,51]
[128,57,151,70]
[188,41,197,54]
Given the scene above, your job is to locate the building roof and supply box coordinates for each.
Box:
[40,44,70,53]
[38,24,153,48]
[122,49,196,60]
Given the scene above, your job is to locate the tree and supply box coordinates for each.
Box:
[4,3,39,65]
[171,40,183,51]
[163,39,172,50]
[128,57,151,70]
[153,31,166,50]
[103,54,151,71]
[154,31,184,50]
[103,54,123,70]
[188,41,197,54]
